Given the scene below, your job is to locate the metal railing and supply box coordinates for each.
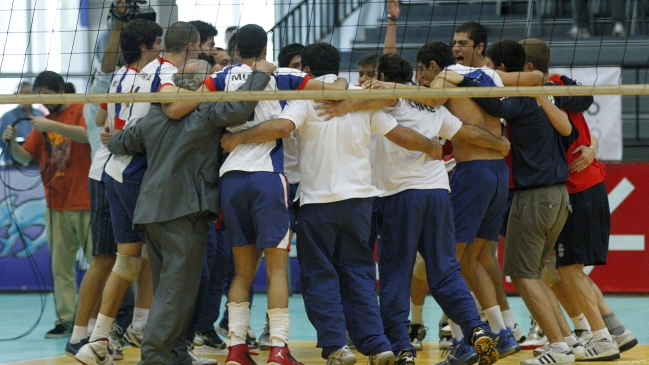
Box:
[270,0,365,54]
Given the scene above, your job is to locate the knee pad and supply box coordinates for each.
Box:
[413,252,427,281]
[542,255,561,287]
[140,244,149,262]
[112,253,143,282]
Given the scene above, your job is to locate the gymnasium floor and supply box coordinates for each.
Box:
[1,293,647,364]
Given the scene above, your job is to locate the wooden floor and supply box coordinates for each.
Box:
[9,342,649,365]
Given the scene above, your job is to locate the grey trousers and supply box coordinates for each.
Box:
[138,213,208,365]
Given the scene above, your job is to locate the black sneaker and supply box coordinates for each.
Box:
[470,327,499,365]
[409,324,427,351]
[198,329,227,350]
[45,323,72,338]
[396,349,415,365]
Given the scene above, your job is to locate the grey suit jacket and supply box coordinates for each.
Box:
[107,71,271,225]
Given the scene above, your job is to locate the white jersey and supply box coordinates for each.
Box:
[89,66,138,181]
[283,134,300,184]
[375,99,462,197]
[204,64,310,177]
[277,76,398,205]
[446,64,504,87]
[104,58,177,184]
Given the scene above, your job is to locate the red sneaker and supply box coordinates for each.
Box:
[226,344,257,365]
[267,346,304,365]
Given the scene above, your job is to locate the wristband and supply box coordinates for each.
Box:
[388,15,397,22]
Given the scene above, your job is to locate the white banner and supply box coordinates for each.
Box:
[549,67,622,161]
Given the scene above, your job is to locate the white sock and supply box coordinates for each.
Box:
[411,303,424,325]
[592,328,613,342]
[132,307,149,332]
[90,314,114,342]
[71,326,87,344]
[564,334,578,347]
[571,313,591,331]
[87,318,96,337]
[501,309,516,329]
[227,302,251,346]
[449,319,463,342]
[484,306,506,334]
[268,308,289,347]
[550,341,570,353]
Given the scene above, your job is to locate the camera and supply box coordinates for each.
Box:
[110,0,156,23]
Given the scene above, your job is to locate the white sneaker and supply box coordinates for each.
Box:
[612,22,626,37]
[612,329,638,352]
[123,324,144,348]
[369,351,395,365]
[521,347,575,365]
[259,322,271,350]
[583,338,620,361]
[215,325,228,338]
[520,318,547,350]
[439,337,453,350]
[75,339,115,365]
[194,334,205,346]
[326,346,357,365]
[574,330,593,347]
[189,344,219,365]
[108,324,124,360]
[511,324,526,343]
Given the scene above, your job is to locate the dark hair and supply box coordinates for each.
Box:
[63,82,76,94]
[278,43,304,68]
[190,20,218,44]
[301,42,340,77]
[486,40,526,72]
[33,71,65,93]
[378,53,413,84]
[226,32,237,57]
[120,19,163,64]
[357,53,379,68]
[455,21,488,56]
[236,24,267,59]
[519,38,551,74]
[165,21,200,53]
[416,41,455,70]
[226,26,238,34]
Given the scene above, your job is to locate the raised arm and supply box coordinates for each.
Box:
[383,125,443,159]
[100,0,126,73]
[383,0,400,54]
[536,96,572,136]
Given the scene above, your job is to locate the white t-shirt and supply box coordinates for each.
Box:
[89,65,139,181]
[104,58,177,183]
[283,134,300,184]
[278,75,398,205]
[375,99,462,196]
[204,64,310,177]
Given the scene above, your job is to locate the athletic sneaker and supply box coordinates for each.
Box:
[436,339,478,365]
[534,342,585,360]
[75,339,115,365]
[368,351,396,365]
[259,322,271,350]
[197,329,227,351]
[409,324,427,351]
[108,324,124,360]
[45,323,72,338]
[511,324,526,343]
[582,338,620,361]
[123,324,144,348]
[247,327,259,355]
[440,337,453,350]
[520,347,574,365]
[574,329,593,346]
[612,329,638,352]
[189,342,219,365]
[216,324,229,338]
[439,322,451,338]
[326,346,357,365]
[519,318,547,350]
[494,328,521,358]
[470,327,499,365]
[65,337,88,357]
[267,346,304,365]
[226,344,257,365]
[396,350,415,365]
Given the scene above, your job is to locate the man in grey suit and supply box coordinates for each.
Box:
[107,58,276,365]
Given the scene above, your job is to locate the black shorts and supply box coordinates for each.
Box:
[89,179,117,256]
[555,182,610,267]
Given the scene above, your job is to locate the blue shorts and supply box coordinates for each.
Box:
[220,171,290,250]
[288,183,299,231]
[89,179,117,255]
[104,173,145,244]
[450,159,509,243]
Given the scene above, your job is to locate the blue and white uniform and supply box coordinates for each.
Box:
[204,64,309,249]
[374,99,487,352]
[278,76,396,359]
[104,58,177,243]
